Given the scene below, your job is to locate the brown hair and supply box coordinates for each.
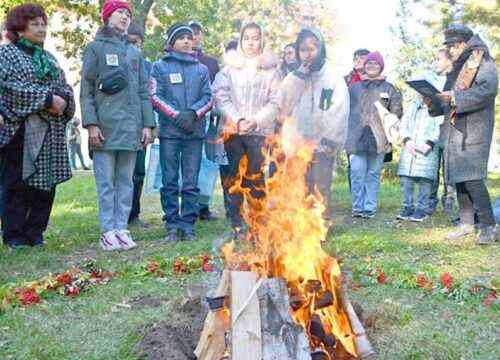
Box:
[4,3,47,43]
[437,48,452,60]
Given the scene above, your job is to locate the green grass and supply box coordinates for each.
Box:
[0,171,499,359]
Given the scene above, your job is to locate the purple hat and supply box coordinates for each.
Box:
[363,51,385,71]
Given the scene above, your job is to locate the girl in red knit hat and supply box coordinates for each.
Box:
[80,1,155,251]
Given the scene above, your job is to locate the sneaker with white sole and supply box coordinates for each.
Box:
[100,230,121,251]
[115,229,137,250]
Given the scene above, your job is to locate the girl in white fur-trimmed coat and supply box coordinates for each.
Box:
[213,23,281,240]
[279,27,350,219]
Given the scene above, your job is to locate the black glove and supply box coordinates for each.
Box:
[175,110,197,133]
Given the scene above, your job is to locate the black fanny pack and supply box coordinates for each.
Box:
[97,44,133,95]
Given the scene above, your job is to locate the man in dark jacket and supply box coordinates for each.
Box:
[427,24,499,244]
[127,21,152,227]
[190,22,220,221]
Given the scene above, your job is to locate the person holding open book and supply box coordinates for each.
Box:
[424,24,498,245]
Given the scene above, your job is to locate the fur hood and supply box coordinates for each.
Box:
[223,48,278,70]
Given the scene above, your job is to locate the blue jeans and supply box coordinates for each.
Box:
[349,153,385,213]
[93,150,136,232]
[159,138,203,231]
[400,176,433,214]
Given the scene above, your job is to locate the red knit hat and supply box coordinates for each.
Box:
[363,51,385,71]
[102,1,132,24]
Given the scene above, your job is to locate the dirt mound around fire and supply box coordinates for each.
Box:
[132,289,208,360]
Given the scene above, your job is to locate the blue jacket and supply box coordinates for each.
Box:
[150,51,212,139]
[398,97,440,180]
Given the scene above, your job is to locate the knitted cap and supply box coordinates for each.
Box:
[166,22,193,47]
[364,51,385,71]
[102,1,132,24]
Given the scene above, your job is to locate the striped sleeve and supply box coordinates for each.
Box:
[149,63,180,119]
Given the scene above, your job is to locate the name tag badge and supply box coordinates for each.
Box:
[380,92,389,99]
[106,54,119,66]
[169,73,183,84]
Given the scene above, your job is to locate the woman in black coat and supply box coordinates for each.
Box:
[0,4,75,248]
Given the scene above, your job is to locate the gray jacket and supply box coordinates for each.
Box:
[345,78,403,155]
[431,35,498,183]
[80,31,155,151]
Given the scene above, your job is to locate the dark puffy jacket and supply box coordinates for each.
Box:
[150,51,212,139]
[345,79,403,155]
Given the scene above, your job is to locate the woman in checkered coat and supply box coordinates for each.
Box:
[0,4,75,248]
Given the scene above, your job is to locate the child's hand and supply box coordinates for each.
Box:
[238,118,257,134]
[297,63,310,75]
[405,140,417,156]
[416,144,432,156]
[175,110,197,133]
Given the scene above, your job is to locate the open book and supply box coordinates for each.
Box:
[406,78,443,106]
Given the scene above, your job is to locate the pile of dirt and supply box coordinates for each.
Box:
[132,289,208,360]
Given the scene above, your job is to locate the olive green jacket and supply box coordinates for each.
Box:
[80,31,154,151]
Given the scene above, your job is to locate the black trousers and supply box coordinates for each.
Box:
[224,134,267,228]
[129,148,146,221]
[456,179,495,226]
[1,128,55,246]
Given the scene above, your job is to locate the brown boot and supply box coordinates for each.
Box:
[476,225,500,245]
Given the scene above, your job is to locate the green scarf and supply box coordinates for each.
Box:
[18,37,59,81]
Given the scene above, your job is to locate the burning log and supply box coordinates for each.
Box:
[257,278,311,360]
[315,289,334,310]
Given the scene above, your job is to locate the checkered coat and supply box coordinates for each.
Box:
[0,43,74,191]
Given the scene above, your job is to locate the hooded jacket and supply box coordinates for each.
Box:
[150,49,212,139]
[213,24,281,137]
[430,34,498,183]
[80,30,155,151]
[279,28,349,157]
[397,96,440,180]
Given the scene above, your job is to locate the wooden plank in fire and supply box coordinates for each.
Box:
[230,271,262,360]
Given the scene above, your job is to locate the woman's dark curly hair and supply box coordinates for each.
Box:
[4,3,47,43]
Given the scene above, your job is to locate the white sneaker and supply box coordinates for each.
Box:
[114,229,137,250]
[100,230,121,251]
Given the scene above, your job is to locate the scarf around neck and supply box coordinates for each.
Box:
[18,37,58,81]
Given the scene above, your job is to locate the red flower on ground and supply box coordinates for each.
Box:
[172,259,184,274]
[202,253,210,264]
[483,294,497,307]
[55,272,73,285]
[147,261,158,274]
[90,271,114,279]
[65,285,79,297]
[470,286,481,295]
[15,288,41,305]
[202,263,215,272]
[440,272,453,290]
[351,280,363,289]
[377,273,386,284]
[416,273,427,288]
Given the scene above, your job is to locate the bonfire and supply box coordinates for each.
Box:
[196,139,373,359]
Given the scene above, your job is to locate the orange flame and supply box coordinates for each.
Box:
[222,130,357,357]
